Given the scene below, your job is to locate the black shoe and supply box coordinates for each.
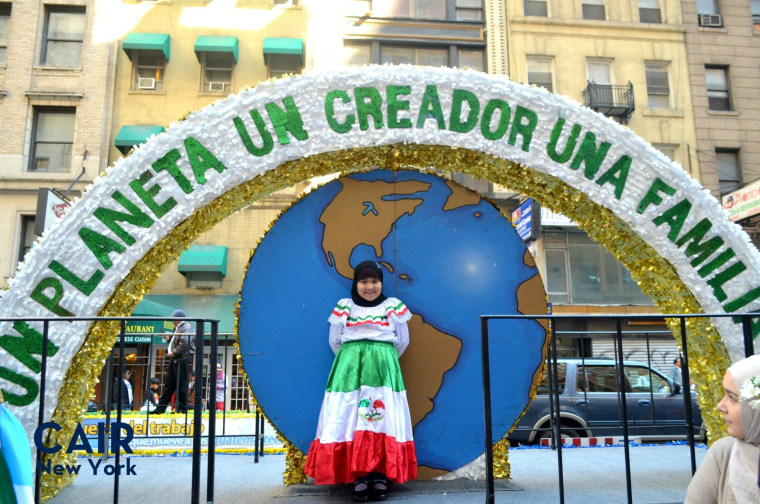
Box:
[352,480,370,502]
[371,479,388,501]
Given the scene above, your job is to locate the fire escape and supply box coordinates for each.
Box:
[582,81,635,124]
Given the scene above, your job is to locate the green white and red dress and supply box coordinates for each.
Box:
[304,297,417,485]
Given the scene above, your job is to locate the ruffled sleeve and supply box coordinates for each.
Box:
[327,299,351,325]
[385,298,412,324]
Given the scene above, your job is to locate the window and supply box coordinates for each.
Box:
[372,0,446,19]
[344,44,371,66]
[0,4,10,66]
[544,230,653,305]
[716,149,741,196]
[132,50,165,91]
[523,0,547,16]
[645,62,670,109]
[18,215,36,265]
[30,108,75,173]
[639,0,661,23]
[41,7,85,67]
[752,0,760,26]
[527,56,553,92]
[696,0,719,15]
[455,0,482,20]
[267,53,301,79]
[380,45,448,66]
[582,0,605,21]
[653,144,677,161]
[587,59,612,85]
[201,52,233,93]
[457,48,484,71]
[705,66,731,111]
[538,363,567,394]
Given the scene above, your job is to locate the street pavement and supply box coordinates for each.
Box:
[47,442,706,504]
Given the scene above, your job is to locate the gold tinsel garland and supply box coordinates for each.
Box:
[41,144,730,500]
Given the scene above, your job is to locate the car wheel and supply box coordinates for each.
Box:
[538,426,581,441]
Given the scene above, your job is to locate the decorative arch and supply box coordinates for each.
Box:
[1,65,757,496]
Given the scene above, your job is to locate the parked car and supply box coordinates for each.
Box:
[508,358,705,445]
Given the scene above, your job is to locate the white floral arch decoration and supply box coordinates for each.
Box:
[1,65,758,496]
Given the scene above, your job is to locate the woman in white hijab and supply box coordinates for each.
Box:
[685,354,760,504]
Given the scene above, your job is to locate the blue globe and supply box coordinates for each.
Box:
[238,169,548,475]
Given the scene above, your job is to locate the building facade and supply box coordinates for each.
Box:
[0,0,117,290]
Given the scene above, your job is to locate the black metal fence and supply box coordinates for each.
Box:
[480,312,758,504]
[0,315,265,504]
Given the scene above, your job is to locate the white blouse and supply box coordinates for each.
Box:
[327,297,412,356]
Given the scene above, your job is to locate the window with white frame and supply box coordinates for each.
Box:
[30,108,75,173]
[201,52,233,93]
[587,59,612,85]
[716,149,741,196]
[582,0,605,20]
[523,0,547,16]
[527,56,553,92]
[705,66,731,111]
[41,7,85,67]
[639,0,661,23]
[132,50,165,91]
[0,3,10,66]
[455,0,482,20]
[267,53,302,79]
[645,62,670,109]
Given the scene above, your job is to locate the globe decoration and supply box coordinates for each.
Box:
[237,169,549,478]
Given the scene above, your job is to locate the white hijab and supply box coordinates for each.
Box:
[727,355,760,504]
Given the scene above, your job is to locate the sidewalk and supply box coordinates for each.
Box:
[48,443,706,504]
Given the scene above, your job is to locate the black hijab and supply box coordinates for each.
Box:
[351,261,388,307]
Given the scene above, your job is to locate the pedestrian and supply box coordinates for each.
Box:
[112,368,133,411]
[153,309,194,414]
[214,363,228,411]
[304,260,417,502]
[669,356,683,393]
[684,354,760,503]
[140,377,160,413]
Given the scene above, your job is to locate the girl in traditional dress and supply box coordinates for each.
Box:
[685,354,760,504]
[305,260,417,502]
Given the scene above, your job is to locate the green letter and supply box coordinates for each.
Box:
[595,155,631,199]
[707,261,747,302]
[30,277,74,316]
[152,149,194,194]
[387,85,412,129]
[129,170,177,219]
[480,99,510,140]
[652,199,692,241]
[636,178,676,213]
[0,321,59,374]
[234,110,274,157]
[0,366,38,406]
[415,85,445,129]
[78,227,126,269]
[547,118,582,163]
[324,90,355,133]
[265,96,309,144]
[449,89,480,133]
[569,132,611,179]
[49,261,104,296]
[697,248,736,278]
[93,191,154,246]
[674,219,724,267]
[355,87,384,130]
[185,137,227,185]
[508,106,538,152]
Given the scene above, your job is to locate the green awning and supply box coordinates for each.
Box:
[127,298,177,335]
[263,37,303,63]
[194,35,239,63]
[141,294,238,335]
[122,33,171,61]
[178,245,227,276]
[114,125,165,148]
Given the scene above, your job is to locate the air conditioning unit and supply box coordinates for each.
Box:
[698,13,722,27]
[137,77,156,90]
[208,81,225,92]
